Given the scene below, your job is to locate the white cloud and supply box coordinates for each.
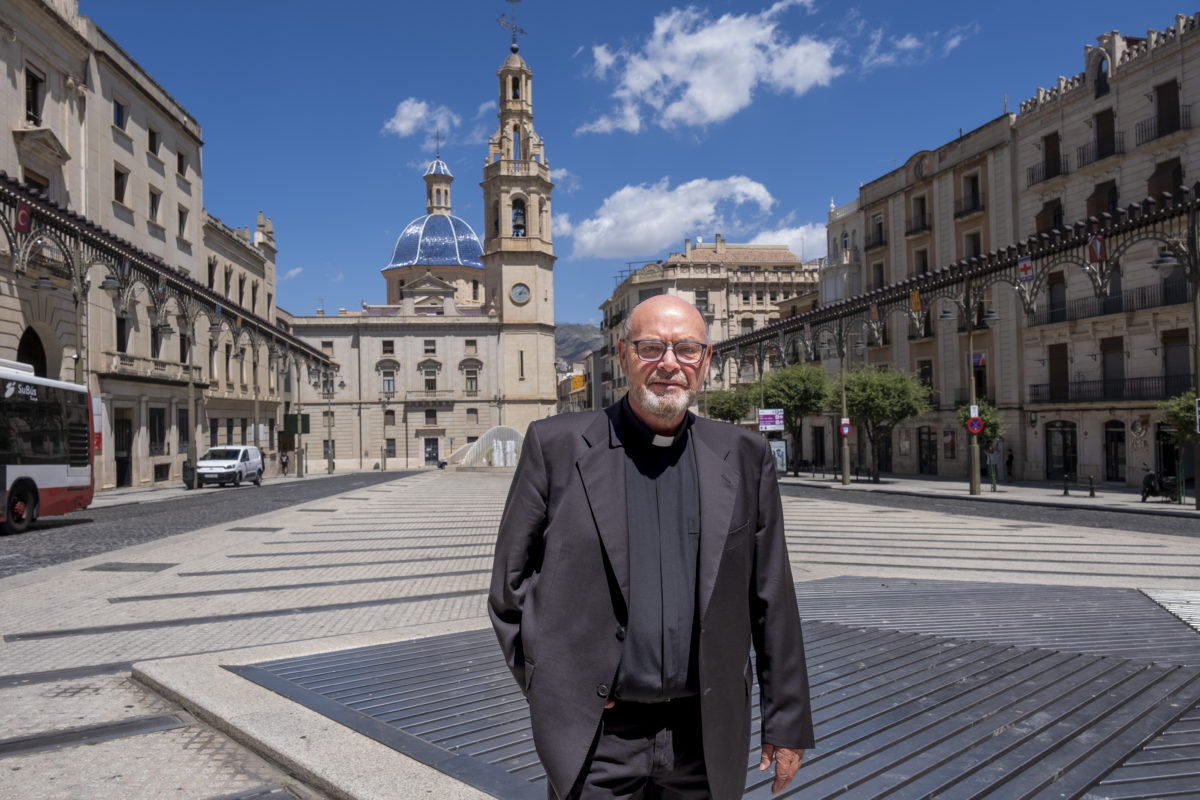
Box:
[943,23,980,56]
[569,175,774,259]
[553,212,574,238]
[591,44,616,78]
[475,100,496,118]
[550,168,581,194]
[382,98,462,145]
[749,222,826,260]
[281,267,303,280]
[579,1,839,133]
[859,22,981,71]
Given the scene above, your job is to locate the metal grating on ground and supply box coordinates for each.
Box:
[233,581,1200,799]
[1144,589,1200,636]
[794,577,1200,666]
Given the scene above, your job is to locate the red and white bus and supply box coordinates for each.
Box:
[1,358,94,534]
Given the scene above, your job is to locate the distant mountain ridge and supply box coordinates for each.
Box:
[555,323,604,367]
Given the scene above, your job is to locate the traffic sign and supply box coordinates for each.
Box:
[967,416,984,435]
[840,421,851,437]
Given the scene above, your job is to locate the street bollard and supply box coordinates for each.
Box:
[1088,475,1095,498]
[1063,473,1070,496]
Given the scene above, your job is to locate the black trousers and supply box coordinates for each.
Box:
[554,697,710,800]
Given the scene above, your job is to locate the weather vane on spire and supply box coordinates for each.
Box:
[497,0,527,52]
[433,130,443,158]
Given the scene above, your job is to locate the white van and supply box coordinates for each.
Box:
[193,446,264,488]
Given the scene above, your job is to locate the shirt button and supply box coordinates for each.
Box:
[596,684,610,698]
[616,627,626,641]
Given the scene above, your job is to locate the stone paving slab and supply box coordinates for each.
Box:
[4,470,1200,799]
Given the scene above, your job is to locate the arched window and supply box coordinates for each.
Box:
[511,76,521,100]
[512,126,521,160]
[472,279,479,301]
[1095,57,1109,98]
[512,198,526,237]
[384,409,396,426]
[492,201,500,237]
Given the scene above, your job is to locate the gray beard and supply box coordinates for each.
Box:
[633,379,696,422]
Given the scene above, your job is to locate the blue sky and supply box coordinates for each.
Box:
[88,0,1186,325]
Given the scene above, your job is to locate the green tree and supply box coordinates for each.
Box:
[956,397,1004,450]
[840,365,931,482]
[705,387,754,425]
[763,364,829,475]
[1156,390,1198,505]
[1157,390,1198,449]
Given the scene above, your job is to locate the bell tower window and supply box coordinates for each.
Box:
[511,76,521,100]
[512,199,526,238]
[512,126,521,160]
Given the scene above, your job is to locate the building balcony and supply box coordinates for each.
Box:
[1028,374,1194,404]
[103,352,198,385]
[1026,155,1069,187]
[1027,280,1190,327]
[1075,132,1125,168]
[905,213,931,237]
[404,389,456,405]
[1135,106,1192,146]
[483,158,551,181]
[864,232,887,252]
[954,193,986,219]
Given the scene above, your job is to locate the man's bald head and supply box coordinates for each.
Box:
[620,295,708,343]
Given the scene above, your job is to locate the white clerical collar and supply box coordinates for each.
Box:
[652,433,677,447]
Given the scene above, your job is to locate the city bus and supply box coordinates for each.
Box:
[0,358,94,534]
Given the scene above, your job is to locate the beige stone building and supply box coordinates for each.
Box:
[1,0,327,489]
[717,13,1200,489]
[598,235,817,407]
[285,43,558,469]
[1014,18,1199,486]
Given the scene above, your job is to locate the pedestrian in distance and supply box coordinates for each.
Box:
[489,294,814,800]
[280,451,289,477]
[1006,448,1014,482]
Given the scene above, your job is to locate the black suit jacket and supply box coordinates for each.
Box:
[489,404,814,800]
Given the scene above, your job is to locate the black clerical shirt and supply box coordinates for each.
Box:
[612,396,701,703]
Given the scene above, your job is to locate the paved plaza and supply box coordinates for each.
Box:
[0,471,1198,798]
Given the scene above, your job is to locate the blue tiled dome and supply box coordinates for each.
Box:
[425,158,453,177]
[387,214,484,269]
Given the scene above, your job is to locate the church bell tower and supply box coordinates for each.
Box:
[482,39,557,432]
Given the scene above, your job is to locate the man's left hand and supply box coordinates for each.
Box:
[759,744,804,794]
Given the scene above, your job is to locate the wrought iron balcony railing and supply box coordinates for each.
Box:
[1135,106,1192,146]
[865,231,887,251]
[1026,155,1069,187]
[1028,374,1194,404]
[905,213,931,236]
[1028,280,1190,326]
[954,193,985,218]
[1076,132,1125,168]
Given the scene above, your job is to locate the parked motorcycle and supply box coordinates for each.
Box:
[1141,464,1179,502]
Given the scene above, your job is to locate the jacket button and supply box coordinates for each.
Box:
[615,627,626,641]
[596,684,610,698]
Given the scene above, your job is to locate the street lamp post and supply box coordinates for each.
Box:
[940,274,993,496]
[820,320,853,486]
[967,276,981,497]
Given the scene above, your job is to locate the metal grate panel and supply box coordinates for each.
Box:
[234,580,1200,799]
[794,577,1200,666]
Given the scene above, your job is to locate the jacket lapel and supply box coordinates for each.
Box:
[694,423,739,621]
[577,409,630,613]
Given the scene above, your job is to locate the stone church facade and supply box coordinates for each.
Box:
[286,43,557,469]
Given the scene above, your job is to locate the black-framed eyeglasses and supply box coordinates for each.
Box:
[624,339,709,365]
